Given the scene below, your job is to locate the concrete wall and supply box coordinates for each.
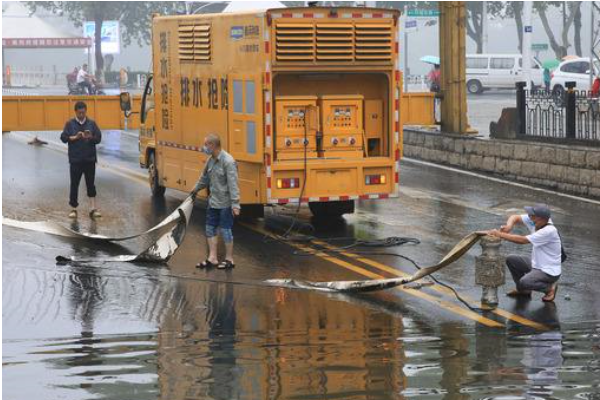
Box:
[403,129,600,199]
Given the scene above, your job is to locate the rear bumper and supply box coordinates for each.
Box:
[267,157,399,204]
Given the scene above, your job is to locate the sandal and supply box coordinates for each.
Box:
[196,259,217,269]
[506,289,531,297]
[217,260,235,269]
[542,283,558,302]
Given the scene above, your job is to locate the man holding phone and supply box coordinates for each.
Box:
[60,101,102,219]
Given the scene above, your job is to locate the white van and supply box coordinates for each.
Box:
[466,54,544,94]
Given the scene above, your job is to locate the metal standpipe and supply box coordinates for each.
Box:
[475,236,505,308]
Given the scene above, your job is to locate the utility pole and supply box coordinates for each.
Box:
[482,1,488,53]
[403,5,409,92]
[523,1,533,90]
[439,2,469,134]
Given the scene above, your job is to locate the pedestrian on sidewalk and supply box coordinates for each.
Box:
[60,101,102,219]
[485,204,563,302]
[190,133,240,270]
[543,68,551,92]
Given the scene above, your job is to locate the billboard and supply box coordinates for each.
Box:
[83,20,120,54]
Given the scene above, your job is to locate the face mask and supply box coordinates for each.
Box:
[201,145,212,155]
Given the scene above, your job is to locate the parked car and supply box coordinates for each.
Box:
[466,53,544,94]
[550,57,599,95]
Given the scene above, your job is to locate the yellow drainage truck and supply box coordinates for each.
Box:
[137,6,402,217]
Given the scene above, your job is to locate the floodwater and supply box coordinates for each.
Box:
[3,133,600,399]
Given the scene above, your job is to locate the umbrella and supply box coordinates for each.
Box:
[562,55,578,61]
[420,55,440,65]
[542,59,560,70]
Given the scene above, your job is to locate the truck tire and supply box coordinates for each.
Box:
[148,152,166,197]
[467,79,483,94]
[240,204,264,220]
[309,200,355,219]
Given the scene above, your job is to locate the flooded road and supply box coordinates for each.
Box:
[3,132,600,399]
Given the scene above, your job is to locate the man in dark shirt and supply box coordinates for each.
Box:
[60,101,102,218]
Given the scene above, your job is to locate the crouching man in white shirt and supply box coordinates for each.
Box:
[485,204,562,302]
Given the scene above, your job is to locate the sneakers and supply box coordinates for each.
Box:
[68,209,78,219]
[89,209,102,219]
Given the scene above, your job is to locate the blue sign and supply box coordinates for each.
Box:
[525,26,533,33]
[83,20,120,54]
[230,26,244,40]
[405,20,417,29]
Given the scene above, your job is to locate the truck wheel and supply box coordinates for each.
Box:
[148,152,166,197]
[309,200,355,219]
[467,79,483,94]
[240,204,264,220]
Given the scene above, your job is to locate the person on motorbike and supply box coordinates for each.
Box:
[67,67,79,86]
[76,64,94,94]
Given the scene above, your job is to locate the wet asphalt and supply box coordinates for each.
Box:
[2,131,600,400]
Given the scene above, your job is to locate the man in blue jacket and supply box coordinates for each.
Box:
[60,101,102,219]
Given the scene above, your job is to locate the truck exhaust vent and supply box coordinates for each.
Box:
[354,23,392,61]
[275,23,315,61]
[316,23,353,61]
[178,24,211,62]
[274,22,392,63]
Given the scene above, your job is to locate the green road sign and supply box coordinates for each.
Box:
[407,9,440,17]
[531,43,549,51]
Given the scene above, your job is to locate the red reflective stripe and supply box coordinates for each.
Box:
[395,148,400,160]
[265,41,270,53]
[267,177,272,188]
[303,12,313,18]
[395,172,399,183]
[319,196,329,202]
[282,12,293,18]
[379,193,389,199]
[359,194,369,200]
[373,13,383,18]
[265,153,271,166]
[278,199,289,204]
[395,70,400,81]
[265,124,271,136]
[395,121,400,132]
[395,42,399,53]
[352,13,362,18]
[301,197,309,203]
[394,98,400,110]
[265,71,271,85]
[340,195,350,201]
[265,101,271,114]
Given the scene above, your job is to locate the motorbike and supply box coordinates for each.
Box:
[67,79,105,95]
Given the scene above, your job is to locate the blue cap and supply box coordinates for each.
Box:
[524,203,551,220]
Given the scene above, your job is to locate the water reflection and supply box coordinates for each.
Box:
[155,280,407,400]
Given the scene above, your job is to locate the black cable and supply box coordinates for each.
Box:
[264,114,311,243]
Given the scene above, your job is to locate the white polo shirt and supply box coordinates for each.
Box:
[76,69,89,84]
[521,214,562,276]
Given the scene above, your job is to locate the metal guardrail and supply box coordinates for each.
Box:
[516,81,600,144]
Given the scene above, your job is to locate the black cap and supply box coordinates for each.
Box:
[524,203,551,220]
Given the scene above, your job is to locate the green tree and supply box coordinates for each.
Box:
[24,1,185,79]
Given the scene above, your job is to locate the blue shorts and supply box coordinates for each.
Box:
[206,207,234,242]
